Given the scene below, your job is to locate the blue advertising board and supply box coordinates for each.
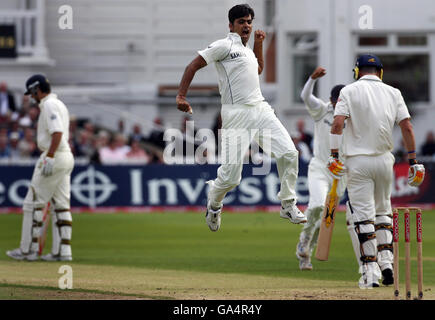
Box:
[0,162,310,209]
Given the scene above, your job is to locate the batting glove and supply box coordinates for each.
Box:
[408,163,425,187]
[42,156,55,176]
[327,156,346,179]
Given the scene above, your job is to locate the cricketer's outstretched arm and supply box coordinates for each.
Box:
[176,55,207,114]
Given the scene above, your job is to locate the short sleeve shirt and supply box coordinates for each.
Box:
[37,93,71,152]
[334,75,410,157]
[198,33,264,105]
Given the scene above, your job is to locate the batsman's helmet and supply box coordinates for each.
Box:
[24,74,51,95]
[353,54,383,80]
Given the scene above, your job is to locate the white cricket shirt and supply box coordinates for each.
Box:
[300,77,337,163]
[37,93,71,153]
[198,33,264,105]
[334,75,410,157]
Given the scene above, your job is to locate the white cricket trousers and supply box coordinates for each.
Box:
[345,152,395,271]
[299,157,346,254]
[20,151,74,254]
[209,101,299,207]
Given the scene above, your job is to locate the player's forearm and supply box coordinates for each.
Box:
[177,56,206,97]
[300,77,323,111]
[46,132,62,158]
[330,116,346,155]
[253,41,264,74]
[177,65,196,97]
[399,119,416,160]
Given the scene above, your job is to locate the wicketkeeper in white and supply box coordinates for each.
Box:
[329,54,425,288]
[6,74,75,262]
[176,4,306,231]
[295,67,346,270]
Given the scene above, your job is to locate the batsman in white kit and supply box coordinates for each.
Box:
[176,4,306,230]
[6,74,74,262]
[295,67,346,270]
[329,55,425,288]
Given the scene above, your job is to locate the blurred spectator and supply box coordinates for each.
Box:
[126,139,150,164]
[296,119,313,153]
[0,82,17,123]
[84,121,96,135]
[0,134,10,158]
[118,119,125,135]
[8,121,23,139]
[9,132,21,159]
[17,128,39,158]
[18,106,39,129]
[99,133,130,164]
[69,114,79,140]
[421,131,435,156]
[147,117,165,150]
[291,131,312,163]
[75,129,96,158]
[129,123,146,145]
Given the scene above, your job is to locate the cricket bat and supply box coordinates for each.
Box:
[38,202,51,256]
[315,179,339,261]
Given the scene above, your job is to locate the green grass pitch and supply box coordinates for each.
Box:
[0,210,434,299]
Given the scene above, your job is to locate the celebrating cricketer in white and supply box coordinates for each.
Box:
[296,67,347,270]
[6,74,75,262]
[176,4,306,231]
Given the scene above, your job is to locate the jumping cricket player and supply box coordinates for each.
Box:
[328,54,425,288]
[176,4,306,231]
[6,74,75,261]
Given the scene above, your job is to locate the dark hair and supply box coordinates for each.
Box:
[228,4,255,24]
[330,84,345,103]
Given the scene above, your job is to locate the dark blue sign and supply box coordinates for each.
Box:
[0,162,310,208]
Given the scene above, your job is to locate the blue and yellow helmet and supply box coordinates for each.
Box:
[353,54,383,80]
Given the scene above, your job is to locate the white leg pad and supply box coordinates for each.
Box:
[30,208,44,253]
[50,208,60,255]
[346,202,362,268]
[375,215,393,271]
[56,210,72,257]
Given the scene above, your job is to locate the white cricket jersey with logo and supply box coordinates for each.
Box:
[334,75,411,158]
[37,93,71,153]
[198,32,264,105]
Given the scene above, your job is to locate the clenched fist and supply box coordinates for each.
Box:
[254,30,266,42]
[311,67,326,80]
[176,95,193,114]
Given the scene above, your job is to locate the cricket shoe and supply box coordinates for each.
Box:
[205,201,222,232]
[381,268,394,286]
[40,253,72,262]
[358,263,381,289]
[296,235,311,258]
[280,200,307,224]
[6,248,39,261]
[205,180,222,232]
[296,250,313,271]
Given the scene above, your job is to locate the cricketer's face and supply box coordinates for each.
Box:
[230,15,253,45]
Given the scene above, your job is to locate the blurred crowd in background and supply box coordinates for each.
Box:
[1,80,435,165]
